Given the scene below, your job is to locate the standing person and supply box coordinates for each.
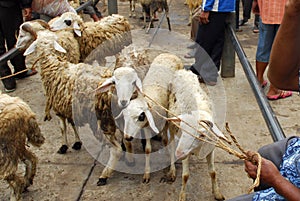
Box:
[254,0,292,100]
[267,0,300,92]
[0,0,37,93]
[188,0,235,85]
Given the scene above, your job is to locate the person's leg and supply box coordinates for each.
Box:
[0,6,17,91]
[235,0,242,31]
[252,14,259,33]
[255,19,274,86]
[239,0,248,26]
[3,4,29,79]
[93,0,102,18]
[243,0,253,22]
[264,24,292,98]
[84,5,100,21]
[191,12,227,83]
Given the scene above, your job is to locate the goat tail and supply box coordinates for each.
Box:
[26,117,45,147]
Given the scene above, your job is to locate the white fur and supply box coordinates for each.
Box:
[168,69,225,201]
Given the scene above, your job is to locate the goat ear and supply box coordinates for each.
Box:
[114,110,123,120]
[53,41,66,53]
[145,110,159,133]
[210,122,228,140]
[24,41,37,56]
[133,75,143,93]
[73,21,81,37]
[96,77,115,93]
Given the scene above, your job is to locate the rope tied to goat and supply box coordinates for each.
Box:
[139,90,262,193]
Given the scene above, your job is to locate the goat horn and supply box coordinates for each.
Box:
[21,23,37,39]
[34,19,50,29]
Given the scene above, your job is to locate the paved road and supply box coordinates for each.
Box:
[1,1,299,201]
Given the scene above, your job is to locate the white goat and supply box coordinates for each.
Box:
[49,12,132,65]
[98,45,166,107]
[0,92,45,201]
[115,53,183,183]
[167,69,225,201]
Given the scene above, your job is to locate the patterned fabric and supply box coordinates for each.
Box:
[253,137,300,201]
[257,0,287,24]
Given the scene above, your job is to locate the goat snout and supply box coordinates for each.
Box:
[64,20,72,26]
[120,100,128,107]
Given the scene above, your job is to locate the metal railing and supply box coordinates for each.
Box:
[226,22,286,142]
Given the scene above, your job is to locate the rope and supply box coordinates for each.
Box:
[0,69,29,80]
[139,90,262,193]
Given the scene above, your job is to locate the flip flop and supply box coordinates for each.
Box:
[261,80,267,88]
[267,91,292,100]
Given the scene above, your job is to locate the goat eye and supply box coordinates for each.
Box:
[138,112,146,121]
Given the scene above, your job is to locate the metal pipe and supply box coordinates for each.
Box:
[227,25,285,142]
[76,0,93,12]
[108,0,118,15]
[0,47,20,65]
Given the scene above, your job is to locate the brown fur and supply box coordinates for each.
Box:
[0,93,44,201]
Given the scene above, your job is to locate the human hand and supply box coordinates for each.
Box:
[23,8,32,21]
[199,11,210,24]
[245,151,281,186]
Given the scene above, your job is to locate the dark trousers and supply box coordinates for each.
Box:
[235,0,240,29]
[0,4,27,89]
[195,12,228,70]
[241,0,253,20]
[192,12,228,83]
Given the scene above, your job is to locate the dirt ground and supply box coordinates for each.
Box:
[1,1,300,201]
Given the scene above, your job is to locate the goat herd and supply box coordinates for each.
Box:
[0,1,231,201]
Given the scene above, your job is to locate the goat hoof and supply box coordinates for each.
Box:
[142,174,150,183]
[97,178,107,186]
[72,142,82,150]
[57,145,68,154]
[160,175,176,183]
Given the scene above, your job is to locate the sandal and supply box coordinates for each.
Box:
[267,91,292,100]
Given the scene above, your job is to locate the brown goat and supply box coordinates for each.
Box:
[0,93,45,201]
